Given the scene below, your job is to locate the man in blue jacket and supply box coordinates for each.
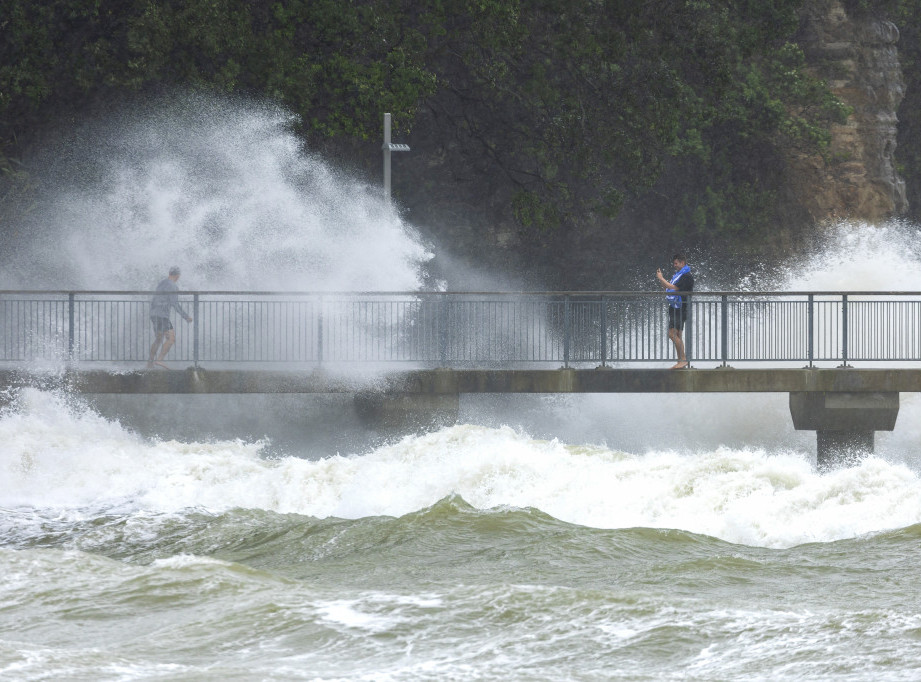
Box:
[656,254,694,369]
[148,266,193,368]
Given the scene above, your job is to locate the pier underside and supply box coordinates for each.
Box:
[2,367,917,469]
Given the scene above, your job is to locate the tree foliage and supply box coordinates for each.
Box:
[0,0,435,144]
[412,0,849,241]
[0,0,854,242]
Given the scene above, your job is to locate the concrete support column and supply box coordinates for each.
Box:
[353,391,459,433]
[789,392,899,471]
[815,431,875,469]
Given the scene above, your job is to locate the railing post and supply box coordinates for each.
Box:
[563,295,571,368]
[68,292,75,360]
[807,294,814,367]
[317,295,324,366]
[600,295,607,367]
[193,293,200,368]
[841,293,848,366]
[11,287,888,371]
[439,294,448,367]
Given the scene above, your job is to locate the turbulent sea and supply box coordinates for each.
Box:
[5,98,921,679]
[4,388,921,681]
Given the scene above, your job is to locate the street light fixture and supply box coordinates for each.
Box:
[382,113,410,204]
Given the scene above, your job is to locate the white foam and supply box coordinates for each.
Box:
[3,392,920,548]
[776,219,921,291]
[5,95,430,292]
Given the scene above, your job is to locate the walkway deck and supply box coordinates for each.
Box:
[7,367,921,395]
[3,289,919,468]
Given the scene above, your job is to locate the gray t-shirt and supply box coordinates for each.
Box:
[150,277,188,319]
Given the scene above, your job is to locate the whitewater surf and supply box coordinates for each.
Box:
[4,96,921,679]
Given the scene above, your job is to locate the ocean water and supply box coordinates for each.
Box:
[3,386,921,681]
[5,96,921,679]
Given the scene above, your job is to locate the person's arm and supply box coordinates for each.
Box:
[174,303,192,322]
[656,269,677,290]
[169,291,192,322]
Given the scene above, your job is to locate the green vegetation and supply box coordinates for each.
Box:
[0,0,435,142]
[0,0,909,244]
[894,0,921,221]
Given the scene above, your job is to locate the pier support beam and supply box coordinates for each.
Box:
[789,392,899,470]
[353,391,459,432]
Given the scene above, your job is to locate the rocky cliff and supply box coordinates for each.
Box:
[793,0,908,222]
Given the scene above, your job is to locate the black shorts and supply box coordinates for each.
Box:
[668,306,688,331]
[151,316,173,334]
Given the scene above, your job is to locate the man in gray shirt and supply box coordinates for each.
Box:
[148,266,192,368]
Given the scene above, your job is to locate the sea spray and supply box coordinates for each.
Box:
[3,390,921,549]
[766,219,921,292]
[460,219,921,465]
[8,98,921,681]
[3,93,431,292]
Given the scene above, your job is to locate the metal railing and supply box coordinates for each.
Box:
[1,290,919,367]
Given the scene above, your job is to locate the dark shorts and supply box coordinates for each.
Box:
[668,306,689,331]
[151,316,173,334]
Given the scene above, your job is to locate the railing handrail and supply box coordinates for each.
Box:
[1,289,921,297]
[2,289,917,366]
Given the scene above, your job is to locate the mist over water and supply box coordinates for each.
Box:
[7,96,921,679]
[769,219,921,291]
[4,94,430,291]
[4,89,921,478]
[4,388,921,551]
[456,220,921,466]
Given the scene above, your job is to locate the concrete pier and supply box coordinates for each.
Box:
[789,392,899,470]
[3,366,919,468]
[353,391,459,432]
[6,366,918,395]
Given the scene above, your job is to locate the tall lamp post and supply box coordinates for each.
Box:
[382,113,410,204]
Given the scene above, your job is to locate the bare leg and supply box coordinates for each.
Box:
[669,328,688,369]
[148,332,165,368]
[155,329,176,364]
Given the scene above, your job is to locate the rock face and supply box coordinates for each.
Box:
[794,0,907,221]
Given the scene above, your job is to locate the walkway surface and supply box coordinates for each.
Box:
[5,367,920,395]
